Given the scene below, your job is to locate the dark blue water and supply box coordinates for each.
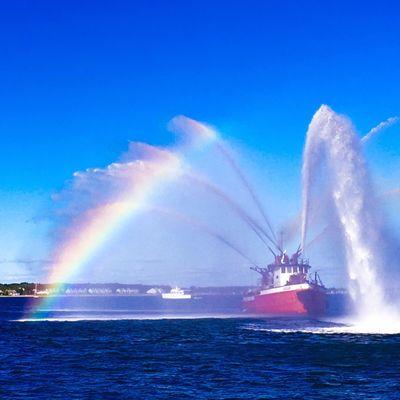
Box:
[1,297,398,399]
[0,294,244,321]
[0,292,351,321]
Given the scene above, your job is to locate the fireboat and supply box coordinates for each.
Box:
[243,248,326,316]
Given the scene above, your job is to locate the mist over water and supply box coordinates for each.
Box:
[40,106,400,332]
[301,105,400,331]
[45,115,276,287]
[171,116,279,251]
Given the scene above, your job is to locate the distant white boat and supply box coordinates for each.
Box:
[161,287,191,300]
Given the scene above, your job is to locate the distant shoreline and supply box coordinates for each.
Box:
[0,293,169,298]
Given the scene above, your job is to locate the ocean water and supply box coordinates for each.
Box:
[1,298,398,399]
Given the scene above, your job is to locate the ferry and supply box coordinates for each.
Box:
[243,248,326,316]
[161,287,192,300]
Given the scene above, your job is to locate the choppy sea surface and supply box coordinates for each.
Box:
[0,297,399,399]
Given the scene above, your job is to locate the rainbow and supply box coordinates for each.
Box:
[31,150,183,316]
[30,117,217,317]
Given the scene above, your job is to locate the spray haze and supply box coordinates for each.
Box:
[43,116,276,290]
[170,115,278,248]
[37,107,400,331]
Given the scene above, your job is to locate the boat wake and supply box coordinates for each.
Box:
[244,315,400,335]
[16,313,247,322]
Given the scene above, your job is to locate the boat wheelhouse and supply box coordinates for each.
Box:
[244,249,326,316]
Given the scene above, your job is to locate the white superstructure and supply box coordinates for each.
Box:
[161,287,191,300]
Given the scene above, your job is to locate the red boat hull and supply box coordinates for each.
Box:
[243,284,326,316]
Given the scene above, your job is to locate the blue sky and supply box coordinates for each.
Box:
[1,1,399,284]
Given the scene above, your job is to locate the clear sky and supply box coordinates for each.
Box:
[1,1,399,284]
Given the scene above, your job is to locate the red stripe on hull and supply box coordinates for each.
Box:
[244,287,326,316]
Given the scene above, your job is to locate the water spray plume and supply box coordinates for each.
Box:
[169,115,279,248]
[301,104,399,327]
[168,115,218,144]
[361,116,399,143]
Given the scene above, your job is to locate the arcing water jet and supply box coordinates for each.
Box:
[169,115,279,247]
[214,142,278,244]
[151,207,259,267]
[182,173,278,251]
[361,116,398,143]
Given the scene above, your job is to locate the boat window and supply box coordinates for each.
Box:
[287,266,292,273]
[299,266,303,273]
[293,267,298,273]
[281,266,286,273]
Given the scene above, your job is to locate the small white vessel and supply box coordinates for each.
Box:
[161,287,191,300]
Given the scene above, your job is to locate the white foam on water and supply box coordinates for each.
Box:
[243,314,400,335]
[245,326,400,335]
[16,313,247,322]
